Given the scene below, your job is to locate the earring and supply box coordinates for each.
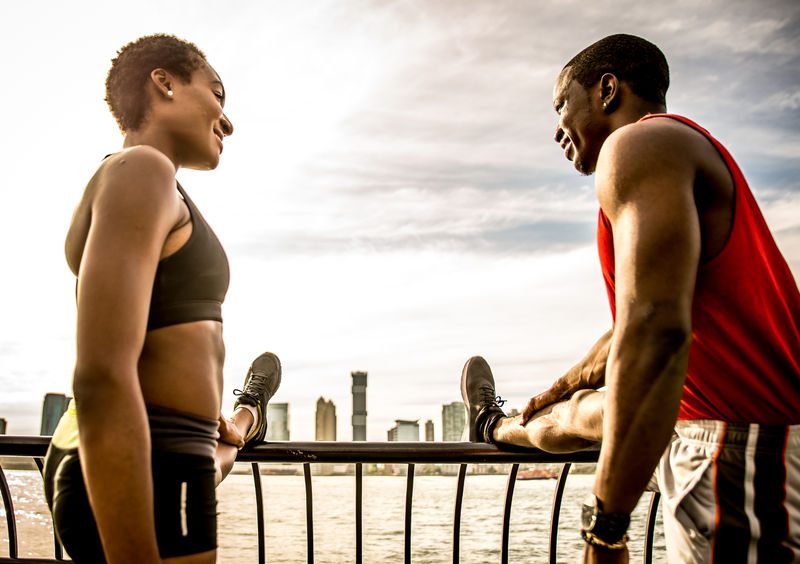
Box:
[602,102,607,110]
[167,90,174,97]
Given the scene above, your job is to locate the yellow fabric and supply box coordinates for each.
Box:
[50,399,80,450]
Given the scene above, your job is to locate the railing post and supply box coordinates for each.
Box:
[303,463,315,564]
[501,464,519,564]
[251,463,266,564]
[548,463,572,564]
[405,463,415,564]
[0,466,19,559]
[643,491,661,564]
[33,457,66,561]
[452,464,467,564]
[355,463,363,564]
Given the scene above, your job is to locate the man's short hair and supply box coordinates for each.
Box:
[105,34,207,133]
[564,34,669,106]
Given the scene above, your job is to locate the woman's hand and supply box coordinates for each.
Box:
[218,414,245,449]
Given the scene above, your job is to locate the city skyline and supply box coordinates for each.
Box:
[0,2,797,440]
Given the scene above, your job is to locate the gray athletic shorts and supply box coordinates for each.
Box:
[648,420,800,563]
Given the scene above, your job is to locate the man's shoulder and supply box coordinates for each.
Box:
[604,116,698,156]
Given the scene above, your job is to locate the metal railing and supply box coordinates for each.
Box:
[0,436,661,563]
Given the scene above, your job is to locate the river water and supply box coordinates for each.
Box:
[1,465,666,562]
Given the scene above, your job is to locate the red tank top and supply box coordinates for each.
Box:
[598,114,800,424]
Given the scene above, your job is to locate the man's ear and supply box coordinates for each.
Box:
[149,68,174,99]
[600,73,619,114]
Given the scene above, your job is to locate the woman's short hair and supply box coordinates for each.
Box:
[105,34,207,132]
[564,34,669,106]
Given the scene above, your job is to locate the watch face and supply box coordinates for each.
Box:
[581,497,597,530]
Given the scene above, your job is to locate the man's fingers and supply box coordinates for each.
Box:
[520,387,564,425]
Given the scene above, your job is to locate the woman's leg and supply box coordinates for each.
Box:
[214,409,254,485]
[164,549,216,563]
[214,351,283,485]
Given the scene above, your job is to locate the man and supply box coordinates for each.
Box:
[461,34,800,563]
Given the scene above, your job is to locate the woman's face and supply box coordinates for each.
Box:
[167,63,234,170]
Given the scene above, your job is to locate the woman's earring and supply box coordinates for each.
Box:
[167,90,174,97]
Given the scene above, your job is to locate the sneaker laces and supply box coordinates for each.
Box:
[479,385,506,408]
[234,371,269,404]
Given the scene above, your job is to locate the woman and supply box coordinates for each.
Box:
[42,34,281,563]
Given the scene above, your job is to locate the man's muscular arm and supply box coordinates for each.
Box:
[522,328,612,425]
[592,120,700,515]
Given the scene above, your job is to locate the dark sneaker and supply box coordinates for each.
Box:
[234,352,282,446]
[460,356,506,443]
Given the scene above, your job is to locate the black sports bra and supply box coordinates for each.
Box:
[146,182,230,330]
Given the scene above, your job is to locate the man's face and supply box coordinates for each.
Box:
[552,69,607,175]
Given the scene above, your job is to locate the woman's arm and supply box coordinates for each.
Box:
[73,147,180,563]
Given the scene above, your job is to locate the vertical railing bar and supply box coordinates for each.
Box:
[355,463,363,564]
[452,464,467,564]
[643,491,661,564]
[303,463,315,564]
[251,463,266,564]
[33,457,65,561]
[548,463,572,564]
[404,463,415,564]
[501,464,519,564]
[0,465,18,559]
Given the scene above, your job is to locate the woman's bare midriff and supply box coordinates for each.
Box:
[137,320,225,420]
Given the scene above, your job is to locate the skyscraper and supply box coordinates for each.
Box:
[442,401,465,442]
[387,420,419,441]
[351,371,367,441]
[41,393,71,436]
[266,403,290,440]
[425,419,434,441]
[0,418,6,435]
[316,397,337,441]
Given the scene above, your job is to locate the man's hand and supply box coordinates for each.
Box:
[521,328,612,425]
[583,544,629,564]
[218,414,245,449]
[521,377,573,424]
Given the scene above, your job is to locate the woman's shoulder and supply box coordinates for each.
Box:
[91,146,178,203]
[97,146,175,184]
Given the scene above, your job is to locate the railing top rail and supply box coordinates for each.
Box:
[0,435,599,464]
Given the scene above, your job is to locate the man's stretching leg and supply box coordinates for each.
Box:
[461,355,604,452]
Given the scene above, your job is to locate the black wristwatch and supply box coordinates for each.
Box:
[580,494,630,547]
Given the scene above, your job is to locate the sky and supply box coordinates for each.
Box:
[0,0,798,440]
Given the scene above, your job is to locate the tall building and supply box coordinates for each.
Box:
[425,419,434,441]
[387,420,419,441]
[41,393,71,435]
[316,397,337,441]
[442,401,465,442]
[266,403,290,440]
[0,418,6,435]
[351,371,367,441]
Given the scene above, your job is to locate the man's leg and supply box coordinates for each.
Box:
[461,355,604,452]
[493,389,604,452]
[214,352,282,485]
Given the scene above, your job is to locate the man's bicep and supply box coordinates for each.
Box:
[612,179,701,325]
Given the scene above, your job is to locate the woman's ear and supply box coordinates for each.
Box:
[150,68,174,99]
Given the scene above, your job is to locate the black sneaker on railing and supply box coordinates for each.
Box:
[234,352,282,447]
[461,356,506,443]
